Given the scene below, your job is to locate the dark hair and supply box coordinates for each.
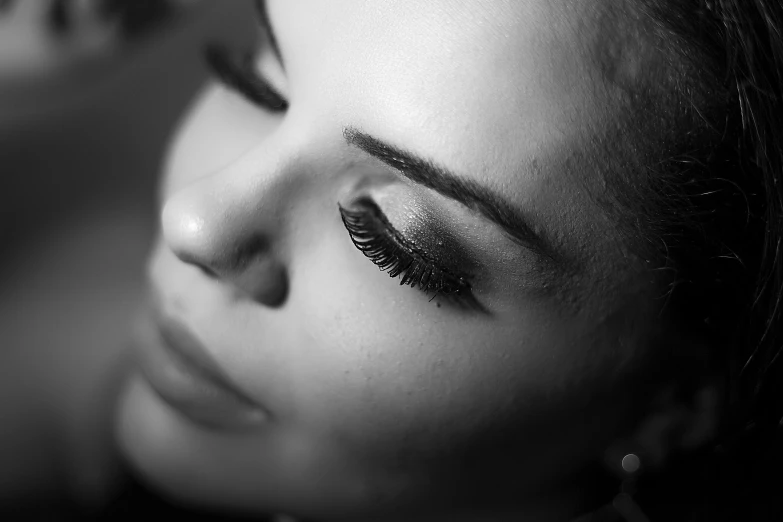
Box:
[621,0,782,519]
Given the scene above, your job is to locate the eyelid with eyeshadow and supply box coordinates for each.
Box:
[339,198,486,312]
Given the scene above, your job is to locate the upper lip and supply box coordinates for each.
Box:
[152,305,258,406]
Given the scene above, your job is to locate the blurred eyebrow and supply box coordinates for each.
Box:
[254,0,284,67]
[343,127,568,265]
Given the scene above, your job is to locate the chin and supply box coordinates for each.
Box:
[114,375,265,514]
[113,374,393,519]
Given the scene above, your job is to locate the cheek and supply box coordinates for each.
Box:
[260,198,630,467]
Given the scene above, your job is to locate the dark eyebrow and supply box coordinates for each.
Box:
[254,0,284,68]
[343,127,568,265]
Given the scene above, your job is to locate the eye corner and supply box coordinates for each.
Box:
[202,39,289,113]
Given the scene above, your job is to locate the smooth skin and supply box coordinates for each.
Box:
[116,1,716,520]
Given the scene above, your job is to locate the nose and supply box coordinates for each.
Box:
[160,156,290,306]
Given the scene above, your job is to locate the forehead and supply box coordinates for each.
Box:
[273,0,642,159]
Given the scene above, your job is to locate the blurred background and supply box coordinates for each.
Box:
[0,0,255,514]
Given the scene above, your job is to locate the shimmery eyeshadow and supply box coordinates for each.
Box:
[381,196,481,276]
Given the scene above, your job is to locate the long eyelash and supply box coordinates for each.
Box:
[339,200,477,306]
[202,42,288,112]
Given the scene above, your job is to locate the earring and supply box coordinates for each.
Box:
[573,446,653,522]
[605,448,651,522]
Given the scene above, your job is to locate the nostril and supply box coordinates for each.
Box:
[168,245,223,277]
[198,265,219,279]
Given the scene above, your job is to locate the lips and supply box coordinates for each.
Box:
[133,304,268,430]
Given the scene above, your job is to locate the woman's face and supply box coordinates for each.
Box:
[117,0,669,519]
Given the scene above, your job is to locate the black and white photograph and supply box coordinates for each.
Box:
[1,1,782,521]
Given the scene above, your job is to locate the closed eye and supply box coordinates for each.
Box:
[339,198,487,313]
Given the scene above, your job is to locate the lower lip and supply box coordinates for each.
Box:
[132,314,268,431]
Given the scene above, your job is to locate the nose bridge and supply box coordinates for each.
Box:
[161,144,293,303]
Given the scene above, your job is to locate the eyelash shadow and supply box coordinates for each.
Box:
[339,199,484,311]
[202,41,288,112]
